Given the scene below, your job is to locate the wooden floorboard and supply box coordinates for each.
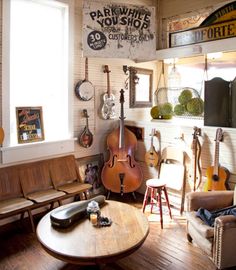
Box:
[0,194,218,270]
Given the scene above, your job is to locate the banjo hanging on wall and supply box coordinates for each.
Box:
[75,57,94,101]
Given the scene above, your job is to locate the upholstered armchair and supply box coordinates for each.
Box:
[186,190,236,269]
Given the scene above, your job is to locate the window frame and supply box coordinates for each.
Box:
[1,0,74,164]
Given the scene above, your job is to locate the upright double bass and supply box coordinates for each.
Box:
[101,89,143,195]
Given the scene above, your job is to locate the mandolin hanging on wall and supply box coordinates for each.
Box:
[145,128,159,167]
[78,109,93,148]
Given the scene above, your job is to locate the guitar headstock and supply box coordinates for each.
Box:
[215,128,223,142]
[83,109,89,118]
[104,65,111,74]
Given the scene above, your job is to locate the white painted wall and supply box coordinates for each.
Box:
[1,0,236,198]
[73,0,158,160]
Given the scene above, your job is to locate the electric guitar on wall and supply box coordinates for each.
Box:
[78,109,93,148]
[145,129,159,167]
[101,65,116,120]
[203,128,230,191]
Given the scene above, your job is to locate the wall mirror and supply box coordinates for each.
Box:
[129,67,153,108]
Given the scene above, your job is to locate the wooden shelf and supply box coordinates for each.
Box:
[156,37,236,60]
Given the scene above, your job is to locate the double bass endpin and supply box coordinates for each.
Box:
[119,173,125,196]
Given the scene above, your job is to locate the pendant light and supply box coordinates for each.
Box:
[168,59,181,88]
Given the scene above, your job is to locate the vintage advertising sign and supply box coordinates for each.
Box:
[200,1,236,26]
[170,19,236,47]
[83,1,156,61]
[170,1,236,48]
[16,107,44,144]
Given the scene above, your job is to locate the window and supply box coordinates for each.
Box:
[2,0,74,163]
[167,52,236,97]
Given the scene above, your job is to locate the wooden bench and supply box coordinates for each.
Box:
[0,155,92,232]
[0,166,35,231]
[49,155,91,200]
[19,160,66,207]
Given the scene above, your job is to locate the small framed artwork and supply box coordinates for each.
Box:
[76,153,105,195]
[16,106,44,144]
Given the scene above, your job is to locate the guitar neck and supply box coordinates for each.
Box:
[107,71,111,98]
[85,116,89,131]
[83,109,89,131]
[150,136,154,152]
[85,57,88,81]
[213,141,220,175]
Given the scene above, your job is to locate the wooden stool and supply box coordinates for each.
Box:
[142,178,172,229]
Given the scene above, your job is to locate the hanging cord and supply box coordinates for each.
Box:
[200,55,208,97]
[157,60,167,89]
[155,60,167,103]
[204,54,208,81]
[93,86,96,133]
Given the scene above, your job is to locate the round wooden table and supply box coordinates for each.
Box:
[36,200,149,266]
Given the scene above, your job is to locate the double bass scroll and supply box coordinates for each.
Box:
[101,89,143,195]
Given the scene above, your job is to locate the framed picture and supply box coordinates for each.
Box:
[16,106,44,144]
[76,153,105,195]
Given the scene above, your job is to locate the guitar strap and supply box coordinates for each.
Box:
[191,135,202,191]
[157,60,166,89]
[195,139,202,190]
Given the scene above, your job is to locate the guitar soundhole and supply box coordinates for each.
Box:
[212,174,219,181]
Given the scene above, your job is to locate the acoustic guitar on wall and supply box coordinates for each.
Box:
[203,128,230,191]
[0,127,4,145]
[145,129,159,167]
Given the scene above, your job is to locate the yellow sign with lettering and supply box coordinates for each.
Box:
[170,1,236,48]
[170,19,236,47]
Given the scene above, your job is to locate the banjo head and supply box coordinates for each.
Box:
[75,80,94,101]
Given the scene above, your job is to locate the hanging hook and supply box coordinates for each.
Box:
[204,55,208,81]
